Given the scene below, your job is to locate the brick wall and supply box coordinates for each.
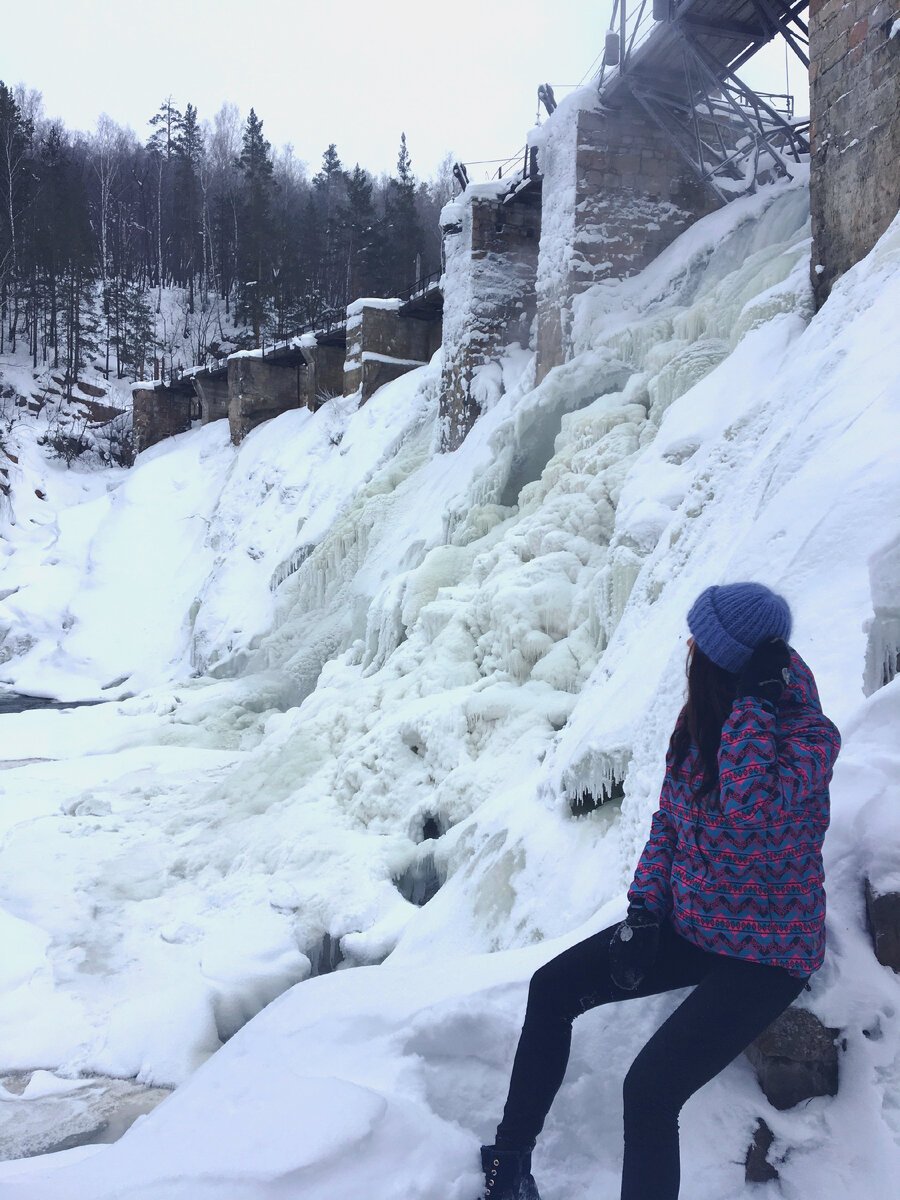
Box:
[809,0,900,305]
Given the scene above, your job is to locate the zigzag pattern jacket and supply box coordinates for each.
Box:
[628,649,841,978]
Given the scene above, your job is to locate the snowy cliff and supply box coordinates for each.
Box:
[0,177,899,1198]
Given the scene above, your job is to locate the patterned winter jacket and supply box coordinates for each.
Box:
[628,649,841,978]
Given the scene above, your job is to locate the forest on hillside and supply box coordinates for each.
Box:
[0,82,452,389]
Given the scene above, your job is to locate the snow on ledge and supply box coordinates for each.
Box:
[361,352,427,366]
[346,298,401,317]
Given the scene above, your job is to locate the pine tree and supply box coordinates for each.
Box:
[236,108,275,346]
[31,123,99,393]
[0,81,35,351]
[313,143,348,309]
[110,276,154,378]
[147,97,183,308]
[147,96,183,161]
[175,102,204,312]
[381,132,424,295]
[345,163,377,299]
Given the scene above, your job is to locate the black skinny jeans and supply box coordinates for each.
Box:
[494,920,805,1200]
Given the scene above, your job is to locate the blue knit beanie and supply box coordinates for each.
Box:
[687,582,792,673]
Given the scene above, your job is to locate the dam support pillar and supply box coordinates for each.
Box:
[439,183,541,450]
[343,300,432,403]
[132,380,195,455]
[192,368,229,425]
[227,355,307,445]
[534,91,720,382]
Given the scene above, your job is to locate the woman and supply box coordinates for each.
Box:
[480,582,841,1200]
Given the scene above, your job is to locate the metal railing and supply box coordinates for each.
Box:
[396,269,443,304]
[189,270,445,376]
[597,0,658,91]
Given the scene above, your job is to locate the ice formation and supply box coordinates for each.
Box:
[0,177,899,1198]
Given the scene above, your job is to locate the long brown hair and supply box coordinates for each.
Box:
[672,643,738,799]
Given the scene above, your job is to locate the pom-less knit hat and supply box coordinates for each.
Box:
[687,582,792,673]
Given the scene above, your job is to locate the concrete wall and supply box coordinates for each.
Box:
[303,342,346,409]
[535,93,720,379]
[132,384,193,455]
[193,372,229,425]
[343,302,435,403]
[809,0,900,306]
[439,187,541,450]
[227,356,306,444]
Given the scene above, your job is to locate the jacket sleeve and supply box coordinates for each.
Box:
[717,693,841,821]
[627,804,676,918]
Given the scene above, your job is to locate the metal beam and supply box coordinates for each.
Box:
[748,0,810,66]
[679,13,769,42]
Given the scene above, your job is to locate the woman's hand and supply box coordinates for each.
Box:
[609,900,661,991]
[737,637,791,707]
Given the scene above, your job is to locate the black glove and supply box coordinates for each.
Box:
[609,900,661,991]
[737,636,791,706]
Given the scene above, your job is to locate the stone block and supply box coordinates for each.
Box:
[308,343,346,407]
[820,29,850,74]
[745,1007,839,1110]
[865,880,900,971]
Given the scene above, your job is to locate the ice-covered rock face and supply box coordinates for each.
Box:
[2,177,900,1194]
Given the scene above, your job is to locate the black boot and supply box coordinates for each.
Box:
[480,1145,542,1200]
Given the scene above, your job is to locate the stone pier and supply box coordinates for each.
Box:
[534,91,720,380]
[227,353,308,445]
[132,379,196,455]
[343,300,436,403]
[439,183,542,450]
[809,0,900,306]
[193,367,229,425]
[303,338,346,410]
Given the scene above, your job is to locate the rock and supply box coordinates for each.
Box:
[75,379,108,398]
[744,1118,779,1183]
[865,879,900,971]
[745,1007,839,1110]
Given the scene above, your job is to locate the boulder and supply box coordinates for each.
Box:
[865,879,900,971]
[745,1006,839,1110]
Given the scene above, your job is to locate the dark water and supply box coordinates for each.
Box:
[0,692,101,715]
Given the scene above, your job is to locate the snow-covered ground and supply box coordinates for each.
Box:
[0,176,899,1198]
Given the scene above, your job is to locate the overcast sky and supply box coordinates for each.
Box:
[5,0,809,182]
